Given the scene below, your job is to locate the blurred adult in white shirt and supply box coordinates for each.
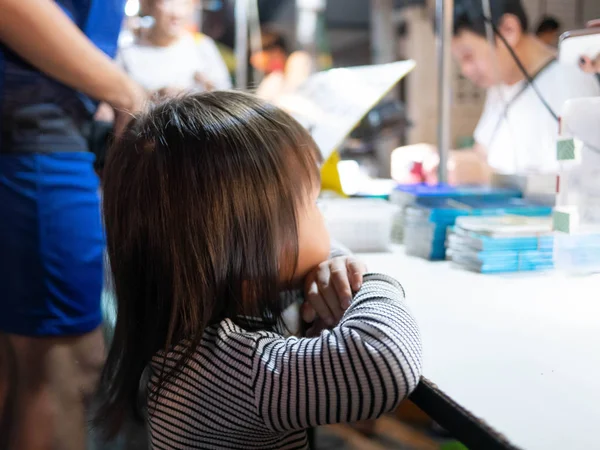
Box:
[118,0,231,96]
[395,0,600,185]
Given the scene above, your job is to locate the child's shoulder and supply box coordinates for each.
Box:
[151,318,287,376]
[209,318,282,351]
[152,319,277,373]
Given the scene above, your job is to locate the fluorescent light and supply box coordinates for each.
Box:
[125,0,140,17]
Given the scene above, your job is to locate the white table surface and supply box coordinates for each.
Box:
[361,246,600,450]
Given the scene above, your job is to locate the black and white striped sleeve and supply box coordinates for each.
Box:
[251,273,422,432]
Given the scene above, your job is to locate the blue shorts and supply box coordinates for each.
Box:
[0,152,104,336]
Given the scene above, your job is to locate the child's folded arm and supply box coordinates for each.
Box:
[251,273,422,433]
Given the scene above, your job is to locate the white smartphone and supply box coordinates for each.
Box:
[558,28,600,68]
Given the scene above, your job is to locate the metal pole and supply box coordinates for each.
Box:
[370,0,395,65]
[370,0,397,178]
[235,0,249,89]
[436,0,453,184]
[296,0,325,69]
[248,0,262,86]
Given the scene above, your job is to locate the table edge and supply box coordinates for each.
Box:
[410,378,522,450]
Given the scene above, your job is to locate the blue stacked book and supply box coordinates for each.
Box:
[390,184,522,243]
[402,198,553,261]
[446,216,555,273]
[390,183,523,207]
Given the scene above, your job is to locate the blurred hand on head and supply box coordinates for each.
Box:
[155,86,187,98]
[194,72,215,92]
[94,102,115,122]
[113,82,147,138]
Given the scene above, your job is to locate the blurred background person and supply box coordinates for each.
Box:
[0,0,145,449]
[119,0,232,97]
[394,0,600,185]
[535,16,561,48]
[252,29,312,102]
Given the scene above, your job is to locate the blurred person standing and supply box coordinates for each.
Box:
[394,0,600,185]
[0,1,145,449]
[252,29,312,102]
[118,0,232,96]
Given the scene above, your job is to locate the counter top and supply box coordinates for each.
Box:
[361,247,600,450]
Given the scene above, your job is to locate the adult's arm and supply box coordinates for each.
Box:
[0,0,143,112]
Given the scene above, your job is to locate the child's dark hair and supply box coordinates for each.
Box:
[453,0,529,37]
[94,91,321,437]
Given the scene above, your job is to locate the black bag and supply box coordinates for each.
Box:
[84,120,114,171]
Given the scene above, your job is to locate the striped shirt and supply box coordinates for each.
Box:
[146,273,422,450]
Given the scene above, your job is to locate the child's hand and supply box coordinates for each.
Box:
[301,257,367,327]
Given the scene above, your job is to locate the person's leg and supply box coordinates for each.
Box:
[0,333,18,450]
[2,329,105,450]
[0,151,105,450]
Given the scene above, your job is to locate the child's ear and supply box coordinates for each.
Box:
[497,13,524,48]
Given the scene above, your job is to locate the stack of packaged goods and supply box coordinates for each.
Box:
[402,197,552,261]
[447,216,554,273]
[390,184,522,243]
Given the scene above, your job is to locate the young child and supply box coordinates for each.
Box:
[95,91,422,449]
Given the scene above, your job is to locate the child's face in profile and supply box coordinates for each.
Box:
[291,185,330,284]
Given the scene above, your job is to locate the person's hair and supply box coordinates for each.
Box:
[535,16,560,35]
[93,91,321,438]
[260,29,289,54]
[452,0,529,37]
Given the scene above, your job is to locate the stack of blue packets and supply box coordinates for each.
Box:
[403,197,552,260]
[447,216,555,273]
[390,184,523,207]
[390,184,522,243]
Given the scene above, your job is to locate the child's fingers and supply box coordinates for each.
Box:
[329,259,353,311]
[316,264,345,324]
[346,258,366,292]
[306,279,334,326]
[301,302,317,323]
[318,284,345,324]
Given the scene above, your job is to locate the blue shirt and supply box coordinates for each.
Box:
[0,0,125,152]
